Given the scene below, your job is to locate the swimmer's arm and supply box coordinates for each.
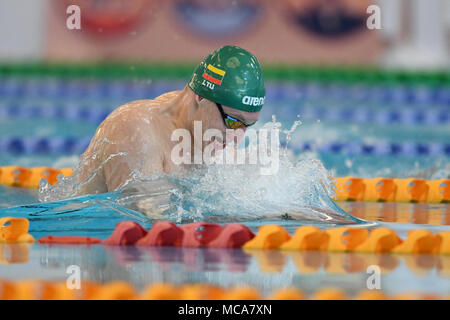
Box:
[76,104,166,193]
[101,127,165,192]
[73,133,109,196]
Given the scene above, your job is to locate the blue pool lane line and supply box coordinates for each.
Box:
[1,136,449,156]
[1,101,449,125]
[0,78,449,105]
[0,102,112,124]
[274,105,450,125]
[0,136,92,154]
[290,141,450,156]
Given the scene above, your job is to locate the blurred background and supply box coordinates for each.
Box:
[0,0,449,181]
[1,0,450,67]
[0,0,450,68]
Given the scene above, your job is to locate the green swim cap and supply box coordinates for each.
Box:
[188,45,265,113]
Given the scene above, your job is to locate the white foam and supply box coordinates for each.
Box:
[39,117,346,222]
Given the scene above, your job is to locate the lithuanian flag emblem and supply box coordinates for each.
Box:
[202,64,226,85]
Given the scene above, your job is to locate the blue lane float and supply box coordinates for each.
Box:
[0,136,91,154]
[0,78,449,106]
[0,101,112,124]
[0,78,185,100]
[1,135,449,156]
[1,101,449,126]
[266,83,450,106]
[273,104,450,125]
[291,141,450,156]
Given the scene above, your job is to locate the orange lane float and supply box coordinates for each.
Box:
[311,288,348,300]
[1,217,449,255]
[0,166,32,187]
[0,166,73,188]
[41,281,77,300]
[393,178,430,203]
[363,178,397,202]
[0,217,34,243]
[334,177,366,201]
[333,176,450,203]
[270,288,305,300]
[221,287,262,300]
[435,231,450,254]
[22,167,62,188]
[139,283,180,300]
[2,166,449,203]
[88,281,137,300]
[0,280,38,300]
[391,229,438,254]
[354,228,403,253]
[280,226,328,251]
[98,222,450,255]
[355,290,388,300]
[1,280,448,300]
[178,284,226,300]
[324,227,369,252]
[242,225,290,250]
[428,180,450,203]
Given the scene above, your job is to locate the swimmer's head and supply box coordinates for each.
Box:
[188,45,265,147]
[189,45,265,114]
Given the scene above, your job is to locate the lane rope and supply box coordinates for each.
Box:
[1,101,449,125]
[0,76,449,105]
[0,279,447,300]
[0,166,449,203]
[0,137,449,156]
[2,218,450,255]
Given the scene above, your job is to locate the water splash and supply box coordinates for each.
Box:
[33,117,363,231]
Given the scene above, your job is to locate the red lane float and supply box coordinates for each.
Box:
[38,236,101,245]
[136,221,183,246]
[22,219,450,255]
[102,221,148,245]
[102,221,255,248]
[208,224,254,248]
[180,223,224,247]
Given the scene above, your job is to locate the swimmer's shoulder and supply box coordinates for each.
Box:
[154,90,182,103]
[109,90,181,114]
[95,90,181,136]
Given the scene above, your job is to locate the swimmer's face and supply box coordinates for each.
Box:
[196,96,260,149]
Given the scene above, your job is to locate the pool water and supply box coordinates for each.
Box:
[2,243,449,297]
[0,74,449,298]
[1,76,449,176]
[341,202,450,226]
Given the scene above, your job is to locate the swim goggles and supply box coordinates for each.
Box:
[215,103,257,130]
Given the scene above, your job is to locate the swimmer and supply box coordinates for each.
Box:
[75,45,266,194]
